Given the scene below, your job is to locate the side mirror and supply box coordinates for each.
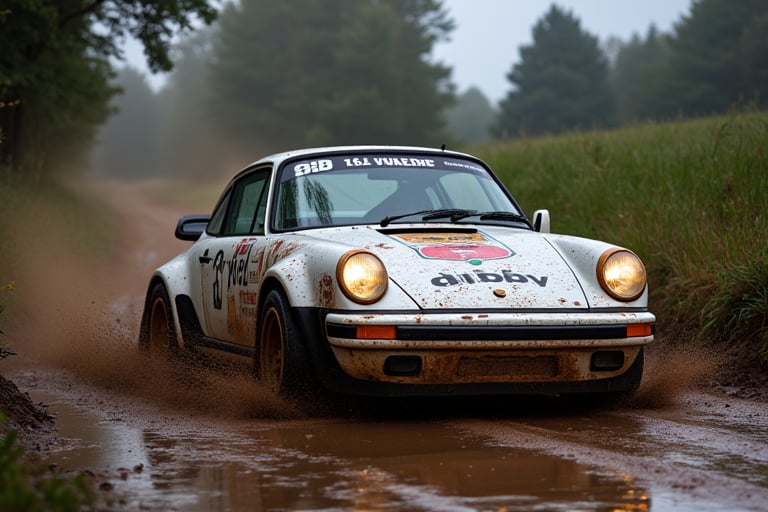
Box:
[532,209,550,233]
[175,214,211,241]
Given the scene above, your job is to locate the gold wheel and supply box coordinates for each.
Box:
[148,296,171,361]
[260,304,285,394]
[140,283,178,361]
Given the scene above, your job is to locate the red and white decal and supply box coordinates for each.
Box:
[391,232,514,261]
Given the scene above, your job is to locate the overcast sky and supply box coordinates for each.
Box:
[434,0,692,103]
[125,0,693,103]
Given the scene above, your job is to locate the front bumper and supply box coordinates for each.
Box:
[296,309,655,397]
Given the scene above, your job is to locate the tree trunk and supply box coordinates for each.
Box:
[0,95,23,170]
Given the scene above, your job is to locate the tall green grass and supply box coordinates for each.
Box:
[473,111,768,358]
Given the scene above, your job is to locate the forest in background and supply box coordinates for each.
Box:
[1,0,767,180]
[92,0,768,179]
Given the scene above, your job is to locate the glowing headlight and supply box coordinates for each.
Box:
[337,250,388,304]
[597,248,647,301]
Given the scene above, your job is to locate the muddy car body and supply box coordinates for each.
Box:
[139,146,655,398]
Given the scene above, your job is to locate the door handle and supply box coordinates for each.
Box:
[199,250,212,264]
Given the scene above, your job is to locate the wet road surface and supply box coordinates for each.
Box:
[9,362,768,512]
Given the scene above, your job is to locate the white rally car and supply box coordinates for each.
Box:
[139,146,655,399]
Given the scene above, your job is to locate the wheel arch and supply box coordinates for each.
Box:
[253,276,306,370]
[255,276,291,346]
[140,272,190,350]
[258,276,287,311]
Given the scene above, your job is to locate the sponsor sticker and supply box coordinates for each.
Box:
[283,154,486,182]
[391,232,514,262]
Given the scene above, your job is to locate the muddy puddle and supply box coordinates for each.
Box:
[32,388,651,511]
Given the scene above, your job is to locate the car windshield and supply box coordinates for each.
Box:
[273,153,523,231]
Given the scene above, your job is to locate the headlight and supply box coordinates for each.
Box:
[597,248,647,301]
[337,250,388,304]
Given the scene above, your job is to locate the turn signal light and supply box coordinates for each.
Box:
[626,323,653,338]
[357,325,396,339]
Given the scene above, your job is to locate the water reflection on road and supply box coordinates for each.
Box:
[47,399,651,511]
[34,385,768,512]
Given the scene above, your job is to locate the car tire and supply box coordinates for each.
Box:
[258,289,312,399]
[139,282,179,362]
[625,347,644,392]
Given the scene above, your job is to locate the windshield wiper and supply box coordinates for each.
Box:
[480,211,529,223]
[380,209,433,227]
[423,208,478,221]
[380,209,477,227]
[379,209,529,227]
[449,211,531,225]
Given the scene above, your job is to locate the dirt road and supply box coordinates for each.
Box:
[5,182,768,511]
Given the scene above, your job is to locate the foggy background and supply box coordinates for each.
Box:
[3,0,766,181]
[125,0,692,103]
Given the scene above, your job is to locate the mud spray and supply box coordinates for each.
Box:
[631,337,722,409]
[6,183,301,421]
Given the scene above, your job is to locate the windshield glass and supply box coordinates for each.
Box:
[273,153,520,231]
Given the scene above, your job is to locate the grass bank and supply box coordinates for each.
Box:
[473,111,768,360]
[0,178,119,285]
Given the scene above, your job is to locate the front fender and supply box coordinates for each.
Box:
[263,248,420,311]
[545,234,649,308]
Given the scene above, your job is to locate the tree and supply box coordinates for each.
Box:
[91,67,160,179]
[660,0,768,118]
[444,87,496,144]
[208,0,349,152]
[155,28,239,178]
[493,5,614,138]
[0,1,216,175]
[311,0,454,146]
[208,0,453,153]
[611,26,671,124]
[307,1,405,145]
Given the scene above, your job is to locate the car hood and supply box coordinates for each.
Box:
[301,225,588,310]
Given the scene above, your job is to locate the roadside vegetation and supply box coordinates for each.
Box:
[475,110,768,361]
[0,314,92,511]
[0,415,94,511]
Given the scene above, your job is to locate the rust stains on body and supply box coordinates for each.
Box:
[319,274,335,309]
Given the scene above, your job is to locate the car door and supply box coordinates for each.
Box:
[198,168,271,344]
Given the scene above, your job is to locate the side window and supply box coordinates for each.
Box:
[223,169,270,235]
[206,188,232,236]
